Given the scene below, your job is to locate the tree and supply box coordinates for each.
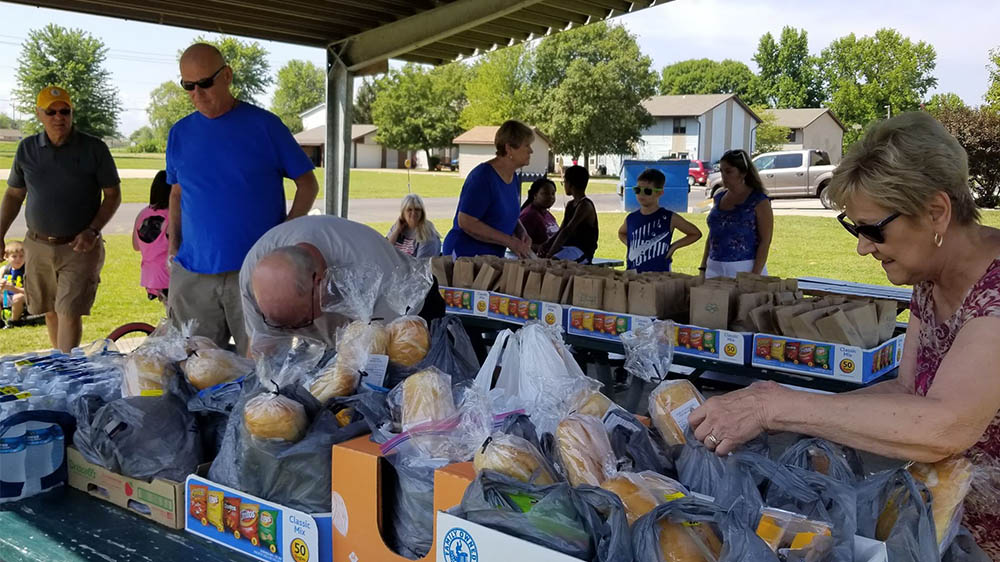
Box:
[820,28,937,151]
[530,22,658,162]
[987,47,1000,111]
[13,24,122,138]
[935,107,1000,208]
[146,81,194,147]
[659,59,764,105]
[128,125,161,153]
[372,62,470,169]
[753,105,790,154]
[353,78,379,124]
[753,26,823,109]
[190,35,272,105]
[0,113,20,130]
[271,60,325,133]
[460,44,534,128]
[923,92,967,116]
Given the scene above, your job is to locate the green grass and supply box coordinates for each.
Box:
[5,213,1000,355]
[0,151,165,172]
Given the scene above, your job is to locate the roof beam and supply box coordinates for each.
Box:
[543,0,612,19]
[336,0,546,71]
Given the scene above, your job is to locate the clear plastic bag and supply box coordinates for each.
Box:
[384,257,434,316]
[122,330,187,397]
[250,334,326,388]
[320,262,384,322]
[554,413,617,487]
[607,408,672,475]
[908,457,974,553]
[385,316,431,367]
[764,464,857,562]
[387,367,457,432]
[649,380,705,447]
[622,320,676,384]
[630,495,735,562]
[181,348,254,391]
[474,433,557,485]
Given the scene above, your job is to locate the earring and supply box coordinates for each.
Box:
[933,232,943,247]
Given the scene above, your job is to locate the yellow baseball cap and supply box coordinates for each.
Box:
[36,86,73,110]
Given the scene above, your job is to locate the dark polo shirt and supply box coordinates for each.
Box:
[7,129,120,238]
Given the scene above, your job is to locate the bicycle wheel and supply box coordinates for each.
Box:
[107,322,156,353]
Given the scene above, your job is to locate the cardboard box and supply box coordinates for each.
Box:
[185,474,331,562]
[672,323,752,365]
[566,306,652,342]
[487,292,564,330]
[436,510,888,562]
[751,333,905,384]
[330,435,476,562]
[66,446,204,530]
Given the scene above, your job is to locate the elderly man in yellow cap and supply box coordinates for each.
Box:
[0,85,121,352]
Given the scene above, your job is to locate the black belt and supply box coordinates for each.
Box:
[27,231,76,245]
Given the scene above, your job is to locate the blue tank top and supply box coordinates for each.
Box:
[707,189,768,262]
[626,207,674,272]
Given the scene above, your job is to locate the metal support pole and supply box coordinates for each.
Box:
[325,49,353,217]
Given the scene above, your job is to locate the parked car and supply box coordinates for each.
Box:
[705,149,837,208]
[688,159,711,186]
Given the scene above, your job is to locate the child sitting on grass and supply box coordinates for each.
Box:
[618,168,702,273]
[1,240,27,325]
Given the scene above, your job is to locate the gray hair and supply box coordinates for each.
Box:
[267,246,316,296]
[828,111,979,225]
[398,193,439,243]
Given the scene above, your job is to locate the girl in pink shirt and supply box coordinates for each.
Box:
[133,171,171,302]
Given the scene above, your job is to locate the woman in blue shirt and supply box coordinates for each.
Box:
[699,149,774,278]
[442,120,534,258]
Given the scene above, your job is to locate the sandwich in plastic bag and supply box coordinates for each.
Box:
[386,316,431,367]
[857,467,938,562]
[648,380,705,447]
[908,457,974,552]
[630,495,734,562]
[181,348,254,391]
[474,433,556,485]
[764,464,857,562]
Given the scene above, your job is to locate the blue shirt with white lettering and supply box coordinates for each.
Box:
[626,207,674,273]
[166,102,314,274]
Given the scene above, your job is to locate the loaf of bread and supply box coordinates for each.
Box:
[659,519,723,562]
[400,368,456,430]
[124,347,173,397]
[648,380,705,446]
[474,433,556,485]
[555,414,615,487]
[244,393,308,442]
[573,390,614,418]
[182,348,253,390]
[601,473,659,524]
[386,316,430,366]
[308,359,360,403]
[337,320,389,360]
[909,457,973,546]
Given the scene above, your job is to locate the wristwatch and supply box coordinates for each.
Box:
[86,227,101,237]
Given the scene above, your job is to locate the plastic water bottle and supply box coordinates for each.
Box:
[21,396,52,498]
[0,400,28,501]
[46,392,67,486]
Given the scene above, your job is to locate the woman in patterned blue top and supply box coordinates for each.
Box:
[699,149,774,278]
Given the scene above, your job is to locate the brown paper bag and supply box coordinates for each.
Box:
[522,270,544,301]
[749,304,777,334]
[540,272,568,303]
[737,292,773,326]
[781,279,799,292]
[816,309,866,347]
[431,256,453,287]
[841,301,878,348]
[452,258,476,289]
[628,281,660,317]
[875,300,898,344]
[560,274,575,305]
[502,261,527,297]
[689,284,736,330]
[472,263,501,291]
[656,278,688,319]
[774,303,814,336]
[572,276,605,309]
[603,278,628,313]
[791,305,842,341]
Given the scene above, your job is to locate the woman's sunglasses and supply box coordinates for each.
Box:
[633,186,664,196]
[180,65,227,91]
[44,108,71,116]
[837,211,901,244]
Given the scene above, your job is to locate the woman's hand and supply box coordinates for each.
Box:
[508,236,533,258]
[689,380,780,456]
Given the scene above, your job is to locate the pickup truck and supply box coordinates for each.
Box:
[706,149,837,208]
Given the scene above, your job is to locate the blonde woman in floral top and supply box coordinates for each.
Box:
[687,112,1000,555]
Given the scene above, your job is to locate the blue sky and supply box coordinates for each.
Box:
[0,0,996,136]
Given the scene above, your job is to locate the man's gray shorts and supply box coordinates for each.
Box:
[168,262,248,355]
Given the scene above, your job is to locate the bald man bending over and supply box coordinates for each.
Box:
[239,215,445,348]
[165,43,319,354]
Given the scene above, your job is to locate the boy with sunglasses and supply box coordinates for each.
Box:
[618,168,702,273]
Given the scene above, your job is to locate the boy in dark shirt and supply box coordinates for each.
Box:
[541,165,599,262]
[618,168,702,273]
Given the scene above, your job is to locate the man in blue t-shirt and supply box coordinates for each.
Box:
[166,43,318,354]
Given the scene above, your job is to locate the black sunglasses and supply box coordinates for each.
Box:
[633,186,663,196]
[44,108,71,116]
[180,65,227,91]
[837,211,901,244]
[262,272,317,330]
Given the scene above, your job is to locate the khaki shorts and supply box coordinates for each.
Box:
[167,262,248,355]
[23,234,105,317]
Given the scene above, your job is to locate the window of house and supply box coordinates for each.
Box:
[673,118,686,134]
[786,129,798,143]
